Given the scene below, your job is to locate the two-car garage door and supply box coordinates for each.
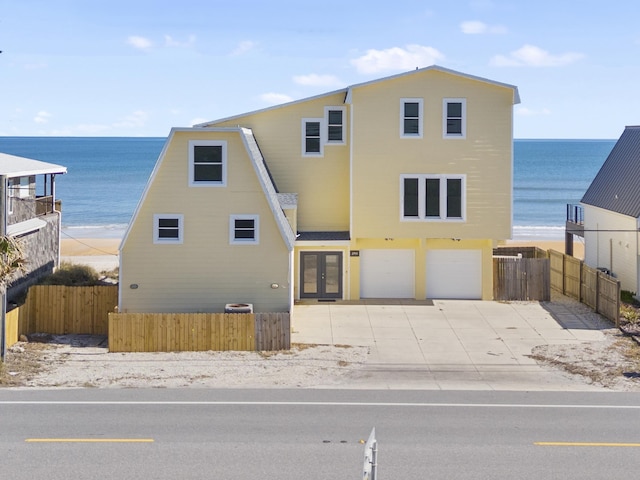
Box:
[359,249,482,299]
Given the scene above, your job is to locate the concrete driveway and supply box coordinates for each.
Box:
[291,297,613,391]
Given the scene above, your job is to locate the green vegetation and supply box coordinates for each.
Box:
[621,290,639,306]
[39,262,101,286]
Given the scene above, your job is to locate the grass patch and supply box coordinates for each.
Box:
[621,290,640,307]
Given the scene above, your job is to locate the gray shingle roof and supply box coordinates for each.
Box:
[581,126,640,218]
[296,231,350,241]
[240,128,296,250]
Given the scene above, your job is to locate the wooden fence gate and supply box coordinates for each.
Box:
[493,257,550,301]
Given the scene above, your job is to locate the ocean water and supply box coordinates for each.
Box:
[0,137,616,240]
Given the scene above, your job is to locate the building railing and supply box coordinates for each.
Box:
[35,196,61,216]
[566,203,584,225]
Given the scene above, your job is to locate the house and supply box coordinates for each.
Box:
[0,153,67,301]
[580,126,640,295]
[119,66,520,313]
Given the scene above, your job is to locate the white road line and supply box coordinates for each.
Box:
[0,401,639,409]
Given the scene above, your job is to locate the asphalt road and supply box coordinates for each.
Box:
[2,389,640,479]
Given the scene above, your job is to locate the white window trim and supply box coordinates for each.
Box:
[443,98,467,139]
[324,106,346,145]
[7,178,15,214]
[400,98,423,138]
[153,214,184,244]
[400,174,466,222]
[230,214,259,245]
[301,118,324,157]
[188,140,227,187]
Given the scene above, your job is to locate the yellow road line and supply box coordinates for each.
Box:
[25,438,154,443]
[535,442,640,447]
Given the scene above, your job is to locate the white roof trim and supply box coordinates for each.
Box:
[0,153,67,177]
[7,218,47,237]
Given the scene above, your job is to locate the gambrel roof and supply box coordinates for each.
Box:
[581,126,640,218]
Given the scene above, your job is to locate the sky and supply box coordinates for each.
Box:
[1,0,640,139]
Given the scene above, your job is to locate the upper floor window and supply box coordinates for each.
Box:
[401,174,465,221]
[230,215,259,244]
[189,140,227,186]
[400,98,423,138]
[302,119,323,156]
[325,106,346,145]
[443,98,466,138]
[8,177,29,214]
[154,214,184,244]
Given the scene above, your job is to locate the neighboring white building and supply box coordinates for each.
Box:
[581,126,640,295]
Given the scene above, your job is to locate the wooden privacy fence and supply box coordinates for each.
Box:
[4,285,118,348]
[493,257,550,301]
[108,312,290,353]
[18,285,119,336]
[5,307,20,348]
[549,250,620,325]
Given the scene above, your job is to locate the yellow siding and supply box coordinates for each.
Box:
[350,70,513,241]
[121,130,290,313]
[212,93,350,232]
[345,238,493,300]
[126,68,516,304]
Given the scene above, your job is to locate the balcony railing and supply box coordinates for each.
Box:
[566,204,584,225]
[35,196,61,216]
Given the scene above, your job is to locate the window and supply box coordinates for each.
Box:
[401,175,465,221]
[325,106,346,145]
[443,98,466,138]
[189,140,226,186]
[230,215,259,244]
[400,98,423,138]
[302,119,323,156]
[8,177,30,214]
[154,214,184,244]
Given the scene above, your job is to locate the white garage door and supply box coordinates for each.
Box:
[426,249,482,299]
[360,249,415,298]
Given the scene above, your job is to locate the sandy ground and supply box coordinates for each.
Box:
[2,341,370,389]
[3,235,623,391]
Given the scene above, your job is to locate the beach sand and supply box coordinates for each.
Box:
[60,237,120,272]
[59,236,583,272]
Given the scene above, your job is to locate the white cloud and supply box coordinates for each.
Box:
[293,74,343,88]
[516,106,551,116]
[113,110,148,128]
[491,44,585,67]
[230,40,257,56]
[34,111,52,124]
[128,36,153,50]
[260,92,294,105]
[460,20,507,34]
[351,45,445,74]
[165,34,196,48]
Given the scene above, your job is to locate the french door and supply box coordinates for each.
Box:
[300,252,342,299]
